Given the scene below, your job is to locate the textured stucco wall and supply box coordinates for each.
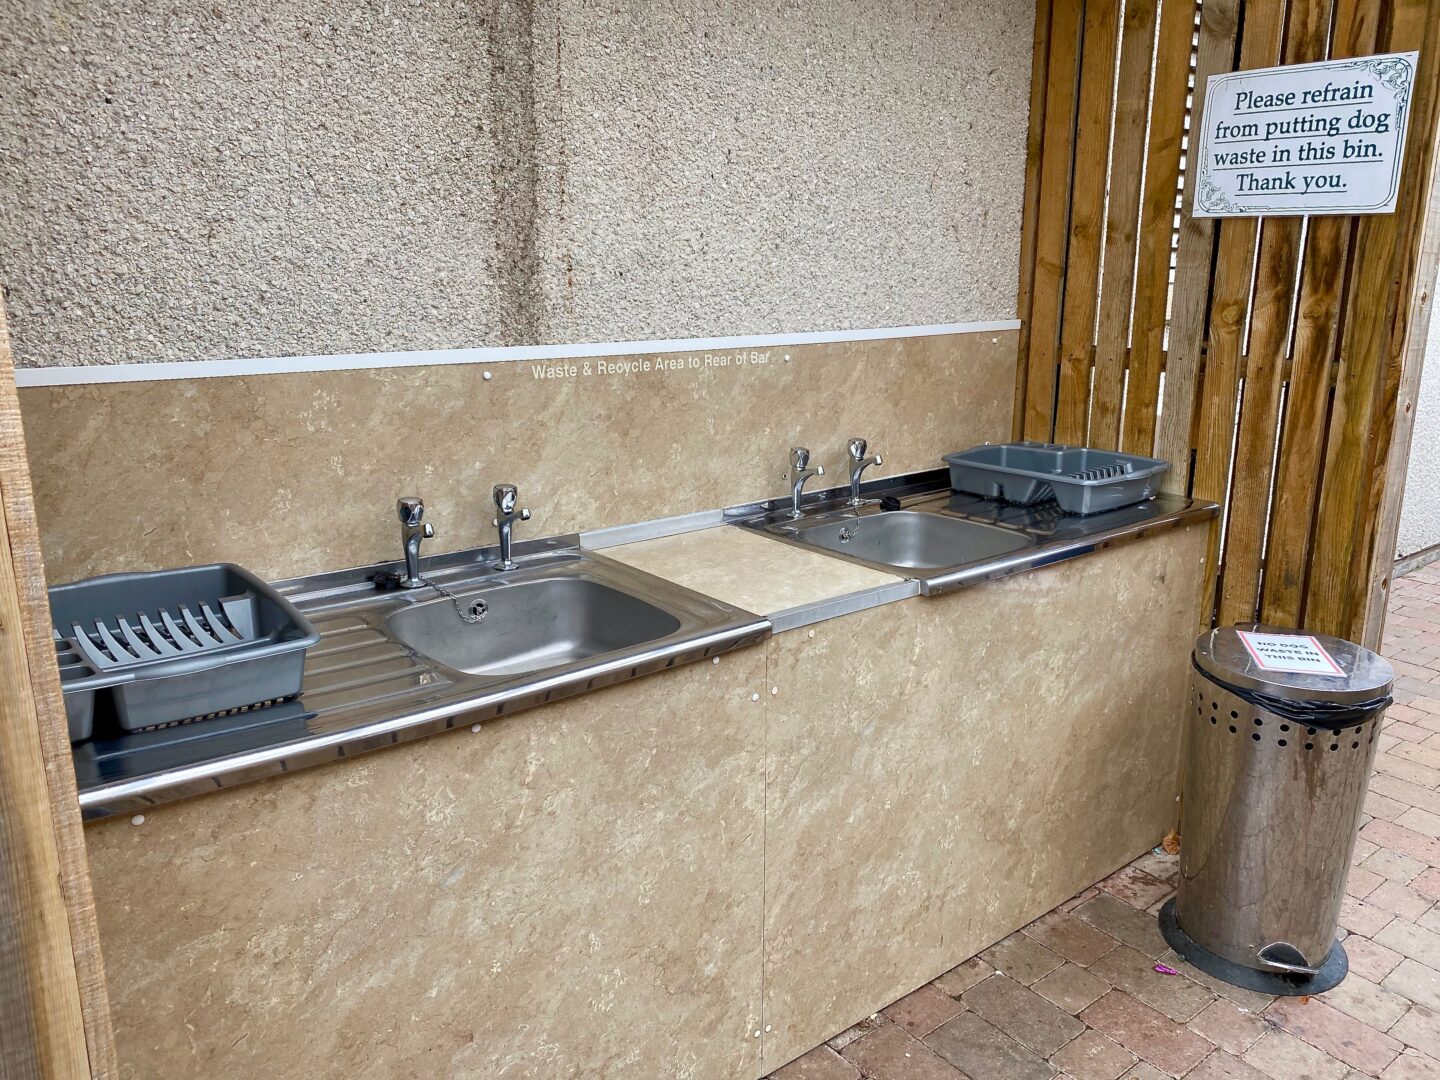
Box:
[1398,261,1440,558]
[0,1,1032,367]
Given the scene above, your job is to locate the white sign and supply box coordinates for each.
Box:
[1193,52,1417,218]
[1237,631,1345,677]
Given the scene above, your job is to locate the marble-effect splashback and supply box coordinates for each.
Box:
[18,330,1016,584]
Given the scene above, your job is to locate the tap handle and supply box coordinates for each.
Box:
[397,496,425,526]
[790,446,811,473]
[847,438,868,462]
[493,483,518,515]
[520,508,532,521]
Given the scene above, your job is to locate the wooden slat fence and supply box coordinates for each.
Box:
[1016,0,1440,649]
[0,293,117,1076]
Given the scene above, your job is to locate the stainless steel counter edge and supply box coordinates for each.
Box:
[77,617,770,818]
[914,500,1219,594]
[580,507,727,549]
[767,578,920,634]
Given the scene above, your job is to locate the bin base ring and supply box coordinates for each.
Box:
[1158,899,1348,996]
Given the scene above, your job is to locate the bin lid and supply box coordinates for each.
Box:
[1194,623,1394,705]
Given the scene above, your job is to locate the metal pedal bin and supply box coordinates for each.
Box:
[1159,623,1394,995]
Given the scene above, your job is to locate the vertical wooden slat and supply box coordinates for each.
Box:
[1014,0,1057,441]
[1215,0,1332,627]
[1156,0,1243,491]
[1173,2,1285,629]
[0,292,116,1076]
[1362,121,1440,646]
[1023,0,1087,441]
[1262,0,1378,626]
[1350,1,1440,645]
[1053,0,1122,445]
[1259,216,1353,623]
[1089,0,1160,450]
[1308,0,1439,638]
[1188,2,1287,515]
[1123,0,1198,457]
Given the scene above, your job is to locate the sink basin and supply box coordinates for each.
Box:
[75,546,772,817]
[385,576,682,677]
[796,511,1030,570]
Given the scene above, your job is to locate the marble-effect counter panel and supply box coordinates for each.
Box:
[599,525,901,618]
[86,651,769,1080]
[758,523,1209,1070]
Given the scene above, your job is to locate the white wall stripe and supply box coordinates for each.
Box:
[12,320,1021,387]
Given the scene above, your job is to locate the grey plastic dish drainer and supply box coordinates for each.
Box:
[50,563,320,743]
[943,442,1170,515]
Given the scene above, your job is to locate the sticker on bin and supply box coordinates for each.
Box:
[1236,630,1345,677]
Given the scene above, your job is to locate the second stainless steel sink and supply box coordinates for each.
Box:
[385,576,683,678]
[796,511,1030,570]
[732,477,1203,595]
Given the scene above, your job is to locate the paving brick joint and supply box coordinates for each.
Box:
[768,565,1440,1080]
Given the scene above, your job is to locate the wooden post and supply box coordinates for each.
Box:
[1361,108,1440,649]
[1017,0,1440,647]
[0,292,117,1077]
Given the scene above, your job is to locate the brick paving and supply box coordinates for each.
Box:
[767,565,1440,1080]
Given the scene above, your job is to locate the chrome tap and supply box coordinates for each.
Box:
[396,497,435,588]
[846,438,883,506]
[492,483,531,570]
[788,447,825,519]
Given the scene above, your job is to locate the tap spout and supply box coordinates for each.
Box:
[492,484,532,570]
[789,447,825,519]
[846,438,883,506]
[396,497,435,588]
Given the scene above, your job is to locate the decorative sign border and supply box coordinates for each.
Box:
[1194,52,1417,218]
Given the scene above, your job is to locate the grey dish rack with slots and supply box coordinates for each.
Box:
[51,563,321,742]
[943,442,1170,515]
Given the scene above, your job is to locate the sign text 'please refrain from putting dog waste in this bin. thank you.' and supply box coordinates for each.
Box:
[1193,52,1418,218]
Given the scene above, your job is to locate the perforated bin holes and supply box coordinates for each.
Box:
[1203,707,1377,751]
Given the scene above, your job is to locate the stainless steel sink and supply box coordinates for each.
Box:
[385,576,683,677]
[796,511,1030,570]
[73,547,768,818]
[731,480,1205,595]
